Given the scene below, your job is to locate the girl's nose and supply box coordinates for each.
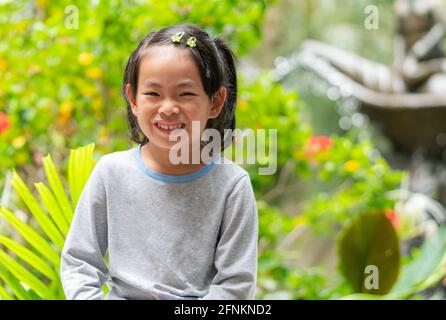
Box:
[158,100,180,116]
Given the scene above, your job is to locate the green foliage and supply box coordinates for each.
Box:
[256,201,345,299]
[256,201,352,300]
[389,227,446,299]
[257,254,351,300]
[0,0,272,171]
[0,144,95,299]
[341,226,446,300]
[255,201,293,298]
[302,134,404,234]
[233,73,311,194]
[257,200,294,248]
[338,211,400,295]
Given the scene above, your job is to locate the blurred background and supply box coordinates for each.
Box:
[1,0,446,300]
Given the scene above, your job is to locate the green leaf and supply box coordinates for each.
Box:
[42,154,74,223]
[0,284,14,300]
[68,143,95,209]
[390,227,446,299]
[0,207,60,268]
[0,235,57,281]
[11,170,65,250]
[0,264,32,300]
[48,276,66,300]
[34,182,69,237]
[338,211,400,295]
[0,249,54,299]
[68,149,77,209]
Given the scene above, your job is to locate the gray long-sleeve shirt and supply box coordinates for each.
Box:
[60,145,258,300]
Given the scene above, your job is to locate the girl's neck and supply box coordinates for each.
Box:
[141,142,207,176]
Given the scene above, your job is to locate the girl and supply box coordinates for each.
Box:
[60,24,258,300]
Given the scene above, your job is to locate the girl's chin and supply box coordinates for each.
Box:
[144,134,184,150]
[146,138,178,150]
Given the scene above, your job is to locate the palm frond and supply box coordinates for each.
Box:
[0,144,96,300]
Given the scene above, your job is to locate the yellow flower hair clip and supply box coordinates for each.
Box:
[171,31,185,44]
[186,36,197,48]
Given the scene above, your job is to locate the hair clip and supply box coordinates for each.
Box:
[186,36,197,48]
[171,31,185,44]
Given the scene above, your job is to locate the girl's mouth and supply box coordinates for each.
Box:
[154,122,186,135]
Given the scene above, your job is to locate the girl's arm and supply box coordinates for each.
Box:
[60,159,109,300]
[199,174,258,300]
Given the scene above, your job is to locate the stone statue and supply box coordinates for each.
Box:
[295,0,446,155]
[394,0,446,93]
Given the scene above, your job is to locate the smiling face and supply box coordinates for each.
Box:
[126,45,226,150]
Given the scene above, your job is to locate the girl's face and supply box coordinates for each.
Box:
[126,45,226,151]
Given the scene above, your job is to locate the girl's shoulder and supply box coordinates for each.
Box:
[211,156,251,185]
[93,148,135,176]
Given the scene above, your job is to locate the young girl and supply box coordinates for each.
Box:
[60,24,258,300]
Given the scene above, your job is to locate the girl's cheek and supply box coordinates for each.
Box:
[138,103,156,115]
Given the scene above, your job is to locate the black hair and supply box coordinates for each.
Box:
[122,23,237,151]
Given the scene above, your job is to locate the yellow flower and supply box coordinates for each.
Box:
[293,148,303,160]
[36,0,49,7]
[59,101,73,115]
[16,152,28,165]
[292,215,307,227]
[238,99,248,111]
[12,135,27,149]
[58,101,73,125]
[109,87,119,98]
[344,160,360,173]
[99,127,109,144]
[92,98,102,110]
[0,58,7,72]
[80,85,97,97]
[202,16,215,25]
[86,67,102,79]
[77,52,94,66]
[95,111,103,120]
[15,21,28,33]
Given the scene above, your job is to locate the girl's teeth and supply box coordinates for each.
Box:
[158,124,184,130]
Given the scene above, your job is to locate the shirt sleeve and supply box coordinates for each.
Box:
[60,158,109,300]
[199,174,259,300]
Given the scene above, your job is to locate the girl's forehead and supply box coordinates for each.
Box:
[141,45,194,66]
[144,44,187,55]
[139,45,201,83]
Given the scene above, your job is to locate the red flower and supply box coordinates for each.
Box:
[304,135,333,161]
[0,112,11,134]
[385,209,399,228]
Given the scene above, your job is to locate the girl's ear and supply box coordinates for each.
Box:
[125,84,138,115]
[209,86,227,119]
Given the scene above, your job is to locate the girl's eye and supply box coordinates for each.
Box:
[180,92,196,96]
[144,92,159,96]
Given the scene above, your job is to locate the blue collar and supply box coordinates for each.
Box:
[133,145,218,183]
